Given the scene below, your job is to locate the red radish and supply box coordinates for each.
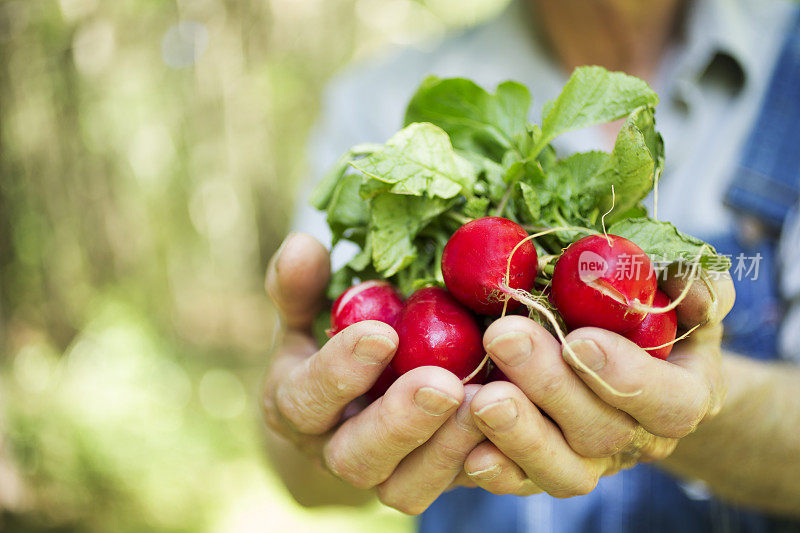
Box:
[623,290,678,360]
[442,217,538,316]
[550,234,656,334]
[328,280,403,337]
[328,280,404,401]
[487,364,509,382]
[392,287,485,383]
[364,366,398,402]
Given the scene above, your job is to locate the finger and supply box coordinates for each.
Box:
[323,366,464,490]
[470,382,607,498]
[484,316,637,457]
[261,330,317,435]
[274,321,398,434]
[266,232,330,330]
[668,324,726,417]
[376,385,485,515]
[464,441,541,496]
[563,328,711,438]
[447,471,477,490]
[660,264,735,329]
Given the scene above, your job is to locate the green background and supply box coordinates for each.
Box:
[0,0,509,531]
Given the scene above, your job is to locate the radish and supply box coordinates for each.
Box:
[363,366,398,402]
[486,364,509,383]
[391,287,485,383]
[442,217,538,315]
[623,290,678,360]
[550,234,656,334]
[328,280,404,401]
[328,280,403,337]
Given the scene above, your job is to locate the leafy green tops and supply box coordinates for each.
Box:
[312,66,728,298]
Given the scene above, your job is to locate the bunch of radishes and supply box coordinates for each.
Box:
[328,216,678,397]
[313,68,729,399]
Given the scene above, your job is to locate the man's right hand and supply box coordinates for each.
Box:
[261,233,485,514]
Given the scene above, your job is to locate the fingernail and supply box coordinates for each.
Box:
[466,464,501,481]
[414,387,460,416]
[353,335,397,364]
[486,331,532,367]
[566,339,606,372]
[474,398,518,431]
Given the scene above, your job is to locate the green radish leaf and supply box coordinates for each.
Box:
[581,109,656,216]
[326,173,370,245]
[309,143,381,209]
[501,150,526,184]
[516,162,558,226]
[464,196,490,219]
[404,77,531,158]
[537,142,558,172]
[350,123,477,199]
[358,176,390,199]
[312,69,695,302]
[457,150,506,201]
[537,107,657,229]
[394,226,450,295]
[370,193,452,276]
[608,218,732,271]
[519,182,542,220]
[551,151,609,203]
[629,105,664,180]
[536,66,658,153]
[394,244,440,296]
[327,266,356,300]
[608,203,649,223]
[347,233,373,271]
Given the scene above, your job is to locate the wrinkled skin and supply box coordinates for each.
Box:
[262,233,734,513]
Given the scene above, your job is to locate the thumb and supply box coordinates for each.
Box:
[266,233,331,331]
[659,263,735,329]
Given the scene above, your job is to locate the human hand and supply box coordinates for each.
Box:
[261,233,486,514]
[460,270,735,497]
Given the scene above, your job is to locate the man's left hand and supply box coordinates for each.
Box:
[460,272,734,497]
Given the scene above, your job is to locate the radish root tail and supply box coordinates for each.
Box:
[641,324,700,351]
[462,353,489,384]
[498,283,642,398]
[632,245,710,315]
[601,184,615,247]
[502,226,595,316]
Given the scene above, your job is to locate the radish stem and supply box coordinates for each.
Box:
[446,212,473,225]
[600,185,616,247]
[461,353,490,384]
[630,245,709,314]
[498,283,642,398]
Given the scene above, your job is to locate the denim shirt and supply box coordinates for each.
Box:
[297,1,800,531]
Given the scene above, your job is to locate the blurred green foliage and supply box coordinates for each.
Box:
[0,0,509,531]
